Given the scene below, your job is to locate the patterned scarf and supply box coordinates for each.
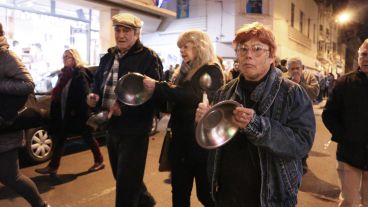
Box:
[173,61,191,86]
[101,51,126,109]
[51,67,74,102]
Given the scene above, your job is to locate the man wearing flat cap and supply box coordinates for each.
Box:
[87,13,163,207]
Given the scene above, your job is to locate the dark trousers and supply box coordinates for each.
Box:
[106,131,152,207]
[171,151,214,207]
[0,149,44,207]
[48,130,103,169]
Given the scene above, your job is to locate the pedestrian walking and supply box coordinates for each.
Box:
[0,21,50,207]
[144,29,224,207]
[35,48,104,175]
[287,57,319,174]
[195,22,316,207]
[86,13,163,207]
[322,38,368,207]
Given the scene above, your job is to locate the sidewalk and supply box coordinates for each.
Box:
[313,99,327,116]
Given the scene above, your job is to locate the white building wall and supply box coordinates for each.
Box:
[273,0,319,71]
[141,0,320,71]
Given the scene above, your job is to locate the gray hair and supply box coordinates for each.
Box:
[359,38,368,52]
[287,57,303,68]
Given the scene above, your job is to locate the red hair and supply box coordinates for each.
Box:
[233,22,276,58]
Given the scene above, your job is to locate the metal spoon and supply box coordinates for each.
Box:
[199,73,212,105]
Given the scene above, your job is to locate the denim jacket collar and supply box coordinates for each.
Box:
[231,67,283,115]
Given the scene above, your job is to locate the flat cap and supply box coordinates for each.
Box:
[112,13,142,29]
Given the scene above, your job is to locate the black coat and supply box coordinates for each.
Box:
[322,69,368,169]
[92,40,163,135]
[49,67,91,135]
[155,63,224,160]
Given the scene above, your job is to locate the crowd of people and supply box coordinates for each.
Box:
[1,11,368,207]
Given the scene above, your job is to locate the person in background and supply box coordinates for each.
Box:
[0,21,50,207]
[86,13,163,207]
[287,57,319,174]
[164,64,174,82]
[144,29,224,207]
[170,63,181,83]
[225,59,240,82]
[325,72,335,98]
[280,58,288,72]
[315,71,326,103]
[287,57,320,102]
[322,38,368,207]
[195,22,315,206]
[35,49,104,175]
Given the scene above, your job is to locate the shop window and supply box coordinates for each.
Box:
[0,4,100,93]
[55,1,89,20]
[15,0,51,13]
[246,0,262,14]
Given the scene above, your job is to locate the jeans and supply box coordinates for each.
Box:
[107,131,153,207]
[337,161,368,207]
[0,149,45,207]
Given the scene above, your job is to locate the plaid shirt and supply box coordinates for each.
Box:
[101,51,126,109]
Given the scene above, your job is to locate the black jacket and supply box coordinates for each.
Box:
[92,40,163,135]
[155,63,224,159]
[0,36,35,153]
[322,69,368,169]
[50,67,92,135]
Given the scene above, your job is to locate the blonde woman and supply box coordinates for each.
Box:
[144,29,224,207]
[35,49,104,175]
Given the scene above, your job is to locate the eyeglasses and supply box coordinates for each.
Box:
[236,44,269,57]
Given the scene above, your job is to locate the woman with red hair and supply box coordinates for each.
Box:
[196,22,315,207]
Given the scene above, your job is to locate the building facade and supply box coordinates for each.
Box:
[0,0,345,76]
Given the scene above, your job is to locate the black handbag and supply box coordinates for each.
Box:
[0,94,45,133]
[158,126,172,172]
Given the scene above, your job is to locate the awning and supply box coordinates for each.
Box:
[86,0,176,33]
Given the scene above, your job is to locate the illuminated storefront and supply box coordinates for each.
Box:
[0,0,101,89]
[0,0,175,91]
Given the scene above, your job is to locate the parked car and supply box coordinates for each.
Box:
[20,66,159,164]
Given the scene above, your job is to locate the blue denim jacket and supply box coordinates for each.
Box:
[208,68,316,207]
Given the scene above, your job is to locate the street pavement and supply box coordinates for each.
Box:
[0,100,341,207]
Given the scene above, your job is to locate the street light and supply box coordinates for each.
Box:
[335,11,352,25]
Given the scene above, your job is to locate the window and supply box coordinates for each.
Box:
[0,3,101,93]
[307,18,311,38]
[246,0,262,14]
[300,11,304,33]
[291,3,295,27]
[313,24,316,43]
[326,28,330,39]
